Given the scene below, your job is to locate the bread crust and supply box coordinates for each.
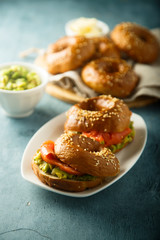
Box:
[35,36,95,74]
[111,22,159,63]
[55,132,120,177]
[81,57,139,98]
[64,95,131,133]
[32,159,103,192]
[91,37,120,59]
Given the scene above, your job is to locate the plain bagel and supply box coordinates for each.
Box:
[111,22,159,63]
[81,57,139,98]
[35,36,95,74]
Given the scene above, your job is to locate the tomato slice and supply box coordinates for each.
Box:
[83,128,131,147]
[40,140,82,175]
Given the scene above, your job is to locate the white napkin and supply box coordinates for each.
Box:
[48,70,97,98]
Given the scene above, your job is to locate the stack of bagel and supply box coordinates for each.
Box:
[32,95,135,192]
[35,22,159,98]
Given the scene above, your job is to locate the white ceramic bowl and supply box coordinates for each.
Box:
[65,18,110,37]
[0,62,48,118]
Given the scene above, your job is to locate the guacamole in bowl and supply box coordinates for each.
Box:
[0,65,41,91]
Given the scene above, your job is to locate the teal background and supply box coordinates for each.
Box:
[0,0,160,239]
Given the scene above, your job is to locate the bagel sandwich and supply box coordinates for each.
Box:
[64,95,135,153]
[32,133,120,192]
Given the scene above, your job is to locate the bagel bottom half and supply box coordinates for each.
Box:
[32,159,103,192]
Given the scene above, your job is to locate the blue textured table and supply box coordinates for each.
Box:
[0,0,160,240]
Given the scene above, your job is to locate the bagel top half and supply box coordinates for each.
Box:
[64,95,131,133]
[54,132,120,178]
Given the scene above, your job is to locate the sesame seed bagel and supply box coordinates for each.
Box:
[111,22,159,63]
[64,95,131,133]
[32,159,103,192]
[81,57,139,98]
[35,36,95,74]
[54,132,120,178]
[92,37,120,59]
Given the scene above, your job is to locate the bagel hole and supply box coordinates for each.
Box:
[55,45,68,52]
[79,99,115,111]
[47,44,67,53]
[138,35,147,42]
[80,102,97,111]
[80,101,106,111]
[99,62,119,73]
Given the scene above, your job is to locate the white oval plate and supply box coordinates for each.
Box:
[21,112,147,198]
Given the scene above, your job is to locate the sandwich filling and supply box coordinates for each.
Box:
[34,141,96,181]
[82,121,135,153]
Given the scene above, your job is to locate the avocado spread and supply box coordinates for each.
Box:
[0,65,41,91]
[34,150,96,181]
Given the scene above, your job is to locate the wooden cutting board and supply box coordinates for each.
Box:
[46,83,158,108]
